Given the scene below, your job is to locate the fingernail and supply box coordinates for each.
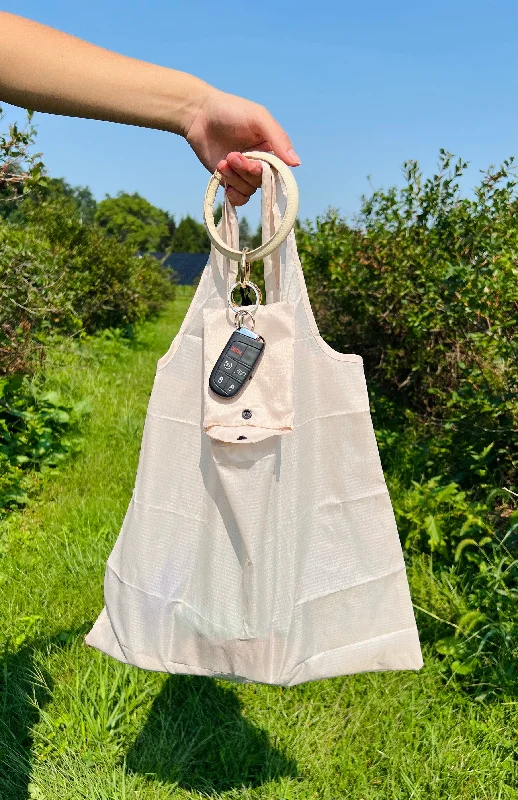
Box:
[230,152,242,166]
[287,148,301,165]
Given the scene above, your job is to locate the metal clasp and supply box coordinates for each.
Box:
[239,249,250,288]
[234,308,256,330]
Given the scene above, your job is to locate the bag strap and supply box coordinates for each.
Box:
[261,161,285,305]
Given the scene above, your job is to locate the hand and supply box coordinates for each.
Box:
[185,88,300,206]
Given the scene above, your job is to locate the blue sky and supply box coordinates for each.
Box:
[1,0,517,227]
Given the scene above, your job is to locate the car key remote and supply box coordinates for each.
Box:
[209,327,265,398]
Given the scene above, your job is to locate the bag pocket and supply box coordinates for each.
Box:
[202,303,295,444]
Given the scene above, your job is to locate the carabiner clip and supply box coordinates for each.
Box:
[239,249,250,288]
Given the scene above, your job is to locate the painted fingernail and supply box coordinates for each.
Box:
[287,148,301,165]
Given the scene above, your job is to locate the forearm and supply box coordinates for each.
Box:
[0,12,211,136]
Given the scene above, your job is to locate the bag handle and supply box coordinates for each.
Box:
[203,151,299,262]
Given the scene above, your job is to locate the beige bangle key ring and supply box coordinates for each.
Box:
[203,151,299,262]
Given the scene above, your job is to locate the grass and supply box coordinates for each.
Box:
[0,291,517,799]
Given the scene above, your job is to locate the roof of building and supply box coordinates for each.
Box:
[145,252,209,285]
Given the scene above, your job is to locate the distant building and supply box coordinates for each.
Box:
[143,252,209,285]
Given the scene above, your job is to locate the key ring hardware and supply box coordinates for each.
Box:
[228,279,261,317]
[239,250,250,288]
[203,151,299,263]
[234,308,256,330]
[238,278,262,308]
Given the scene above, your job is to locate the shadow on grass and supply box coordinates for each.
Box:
[126,674,299,794]
[0,628,85,800]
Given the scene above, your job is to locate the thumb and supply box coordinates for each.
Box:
[257,108,301,167]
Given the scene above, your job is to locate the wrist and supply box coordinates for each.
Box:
[163,71,214,138]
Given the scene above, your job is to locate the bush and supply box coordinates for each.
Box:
[0,108,178,519]
[0,193,176,375]
[0,374,88,513]
[0,106,45,219]
[298,151,518,492]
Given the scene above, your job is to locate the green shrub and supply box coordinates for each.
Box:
[0,108,177,516]
[0,106,45,219]
[1,108,176,376]
[431,515,518,695]
[0,194,176,375]
[298,151,518,492]
[0,374,88,513]
[396,476,492,558]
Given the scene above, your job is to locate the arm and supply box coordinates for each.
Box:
[0,12,300,205]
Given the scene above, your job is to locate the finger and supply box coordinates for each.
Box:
[218,161,258,199]
[226,152,263,189]
[255,109,301,167]
[225,185,249,207]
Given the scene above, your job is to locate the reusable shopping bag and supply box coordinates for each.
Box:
[84,152,424,685]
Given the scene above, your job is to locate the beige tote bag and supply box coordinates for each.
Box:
[85,153,423,685]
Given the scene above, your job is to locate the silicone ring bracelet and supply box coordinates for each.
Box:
[203,151,299,262]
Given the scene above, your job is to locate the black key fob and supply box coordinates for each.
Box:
[209,327,265,398]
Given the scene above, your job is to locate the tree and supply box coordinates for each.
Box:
[0,106,46,221]
[170,215,210,253]
[9,176,97,225]
[239,216,252,248]
[239,216,263,249]
[94,191,171,252]
[66,181,97,224]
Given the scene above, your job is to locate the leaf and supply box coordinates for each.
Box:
[425,515,444,551]
[435,483,460,503]
[3,374,24,393]
[49,410,70,424]
[40,391,62,406]
[2,491,28,505]
[451,658,478,675]
[436,636,463,657]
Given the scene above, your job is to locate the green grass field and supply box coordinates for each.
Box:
[1,291,516,799]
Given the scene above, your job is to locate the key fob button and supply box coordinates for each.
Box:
[214,372,229,390]
[232,364,250,382]
[240,346,260,367]
[228,344,245,359]
[224,380,239,395]
[222,358,234,372]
